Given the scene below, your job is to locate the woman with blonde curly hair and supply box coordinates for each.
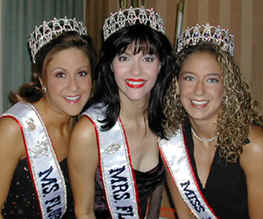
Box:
[159,24,263,219]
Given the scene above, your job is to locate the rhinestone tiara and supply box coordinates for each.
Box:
[28,17,88,63]
[103,7,165,41]
[176,23,235,56]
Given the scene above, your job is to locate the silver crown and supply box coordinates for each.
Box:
[176,23,235,56]
[28,17,88,63]
[103,7,165,40]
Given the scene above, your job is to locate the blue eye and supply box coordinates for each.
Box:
[55,72,65,78]
[207,78,220,83]
[183,75,195,81]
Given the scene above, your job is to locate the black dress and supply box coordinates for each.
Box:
[2,158,75,219]
[94,158,165,219]
[183,121,249,219]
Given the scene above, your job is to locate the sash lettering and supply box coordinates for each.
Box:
[159,126,218,219]
[83,105,141,219]
[1,102,67,219]
[46,208,63,219]
[180,180,205,213]
[109,166,134,217]
[39,166,63,218]
[109,166,130,201]
[39,166,59,194]
[116,206,134,218]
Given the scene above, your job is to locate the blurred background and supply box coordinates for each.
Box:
[0,0,263,114]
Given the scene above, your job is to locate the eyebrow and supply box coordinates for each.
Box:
[118,51,130,56]
[180,71,221,76]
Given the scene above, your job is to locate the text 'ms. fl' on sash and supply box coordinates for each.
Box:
[1,102,67,219]
[159,126,218,219]
[83,104,141,219]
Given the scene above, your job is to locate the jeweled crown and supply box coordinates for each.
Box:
[103,7,165,40]
[28,17,88,63]
[176,23,235,56]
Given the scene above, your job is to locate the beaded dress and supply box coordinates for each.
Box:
[2,158,75,218]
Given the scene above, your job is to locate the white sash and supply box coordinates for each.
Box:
[83,104,141,219]
[159,126,218,219]
[1,102,67,219]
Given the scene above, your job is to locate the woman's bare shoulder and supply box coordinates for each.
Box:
[0,116,25,160]
[240,125,263,169]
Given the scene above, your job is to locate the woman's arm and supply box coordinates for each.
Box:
[68,116,98,219]
[241,125,263,219]
[0,118,25,218]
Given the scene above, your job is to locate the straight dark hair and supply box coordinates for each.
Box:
[86,24,176,138]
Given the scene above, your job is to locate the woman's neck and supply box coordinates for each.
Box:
[120,101,148,120]
[33,98,73,131]
[119,92,149,120]
[190,118,217,141]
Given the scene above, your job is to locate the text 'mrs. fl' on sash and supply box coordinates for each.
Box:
[159,126,218,219]
[83,104,142,219]
[1,102,67,219]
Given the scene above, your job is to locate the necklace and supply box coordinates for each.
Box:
[191,128,217,143]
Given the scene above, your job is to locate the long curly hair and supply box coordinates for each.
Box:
[163,42,263,163]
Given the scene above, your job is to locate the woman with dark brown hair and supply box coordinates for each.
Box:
[0,17,96,219]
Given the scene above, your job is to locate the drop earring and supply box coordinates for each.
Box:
[42,87,47,94]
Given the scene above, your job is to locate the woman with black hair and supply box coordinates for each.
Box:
[68,7,176,219]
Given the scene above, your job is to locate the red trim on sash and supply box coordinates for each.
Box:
[83,115,101,173]
[82,114,113,217]
[83,114,143,219]
[160,126,219,219]
[119,118,142,219]
[0,115,43,217]
[182,127,218,218]
[159,149,177,188]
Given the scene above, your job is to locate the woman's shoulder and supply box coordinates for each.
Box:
[0,102,36,139]
[0,114,22,137]
[71,115,98,147]
[0,113,25,161]
[240,125,263,169]
[247,125,263,147]
[74,115,96,133]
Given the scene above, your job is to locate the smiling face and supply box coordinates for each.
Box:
[179,51,224,123]
[112,44,160,103]
[41,47,92,116]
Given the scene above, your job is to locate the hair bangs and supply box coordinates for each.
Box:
[131,38,158,55]
[111,24,159,56]
[116,35,159,57]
